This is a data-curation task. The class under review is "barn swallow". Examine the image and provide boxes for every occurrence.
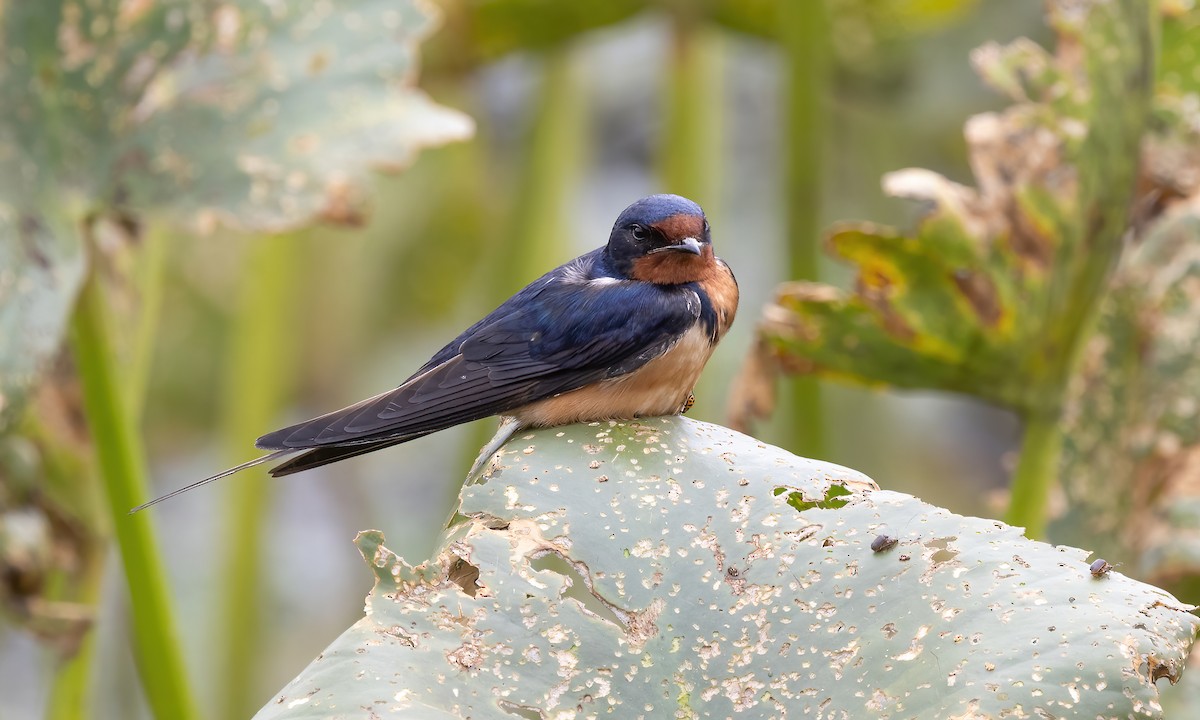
[133,194,737,511]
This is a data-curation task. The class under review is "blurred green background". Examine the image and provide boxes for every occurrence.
[7,0,1141,717]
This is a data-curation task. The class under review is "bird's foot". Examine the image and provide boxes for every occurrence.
[468,417,523,481]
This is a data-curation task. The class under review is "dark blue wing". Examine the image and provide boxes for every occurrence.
[407,249,608,378]
[256,272,701,449]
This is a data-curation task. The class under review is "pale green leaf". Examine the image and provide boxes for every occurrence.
[0,0,471,428]
[257,418,1198,719]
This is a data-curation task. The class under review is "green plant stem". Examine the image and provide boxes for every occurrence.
[70,263,199,720]
[219,233,298,720]
[494,47,583,297]
[46,638,94,720]
[128,222,169,423]
[43,215,161,720]
[660,10,718,207]
[1006,411,1064,539]
[781,0,829,459]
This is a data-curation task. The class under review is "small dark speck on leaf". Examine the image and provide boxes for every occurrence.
[1090,559,1113,577]
[871,534,898,553]
[898,554,911,562]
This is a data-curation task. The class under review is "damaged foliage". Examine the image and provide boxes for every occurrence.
[1047,3,1200,603]
[729,0,1156,539]
[1056,196,1200,597]
[731,0,1152,419]
[1,2,474,715]
[257,418,1198,719]
[0,0,473,430]
[727,0,1200,597]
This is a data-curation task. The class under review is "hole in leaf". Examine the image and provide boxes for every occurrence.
[927,536,959,564]
[777,483,853,511]
[448,558,480,598]
[498,700,543,719]
[459,511,509,530]
[530,552,625,629]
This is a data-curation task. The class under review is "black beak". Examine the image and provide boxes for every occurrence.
[655,236,703,255]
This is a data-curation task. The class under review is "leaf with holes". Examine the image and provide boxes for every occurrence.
[1054,197,1200,591]
[0,0,472,429]
[729,0,1153,426]
[256,418,1198,719]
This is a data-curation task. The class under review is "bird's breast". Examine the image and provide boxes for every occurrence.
[699,258,738,341]
[512,324,715,428]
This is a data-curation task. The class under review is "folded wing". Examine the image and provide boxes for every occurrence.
[256,280,701,450]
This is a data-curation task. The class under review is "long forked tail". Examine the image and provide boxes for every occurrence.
[129,449,295,513]
[265,431,435,477]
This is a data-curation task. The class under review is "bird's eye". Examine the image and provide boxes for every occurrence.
[631,224,648,241]
[703,220,710,233]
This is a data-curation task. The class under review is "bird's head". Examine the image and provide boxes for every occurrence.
[606,194,716,284]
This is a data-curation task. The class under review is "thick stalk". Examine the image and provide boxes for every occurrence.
[660,11,718,207]
[46,217,166,719]
[46,640,94,720]
[219,233,298,720]
[493,48,584,298]
[1005,411,1063,539]
[70,262,199,720]
[780,0,829,458]
[128,222,169,422]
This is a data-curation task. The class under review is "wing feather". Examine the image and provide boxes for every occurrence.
[257,270,702,450]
